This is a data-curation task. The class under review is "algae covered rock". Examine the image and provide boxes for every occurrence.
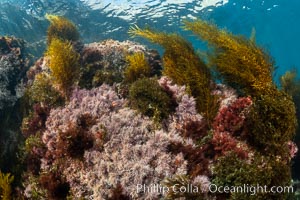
[0,36,29,110]
[0,36,29,174]
[79,39,162,88]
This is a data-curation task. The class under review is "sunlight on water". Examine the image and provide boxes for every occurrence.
[79,0,228,21]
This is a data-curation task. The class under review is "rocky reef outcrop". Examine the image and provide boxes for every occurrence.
[0,36,29,173]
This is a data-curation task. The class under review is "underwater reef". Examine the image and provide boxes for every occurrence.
[0,16,299,199]
[0,36,30,186]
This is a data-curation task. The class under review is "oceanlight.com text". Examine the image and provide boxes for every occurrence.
[136,183,294,196]
[209,184,294,195]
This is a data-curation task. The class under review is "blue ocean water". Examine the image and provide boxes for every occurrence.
[0,0,299,80]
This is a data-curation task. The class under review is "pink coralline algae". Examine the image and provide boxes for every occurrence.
[212,83,237,109]
[38,84,189,199]
[158,76,187,102]
[192,175,211,193]
[24,74,283,199]
[159,76,206,140]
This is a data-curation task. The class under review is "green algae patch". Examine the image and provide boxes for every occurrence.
[129,77,176,122]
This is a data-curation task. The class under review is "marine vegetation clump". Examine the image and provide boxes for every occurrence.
[246,92,297,156]
[92,70,123,86]
[21,104,49,175]
[23,133,46,175]
[129,26,219,123]
[79,40,162,89]
[211,97,253,159]
[280,70,300,180]
[184,19,275,97]
[129,77,176,122]
[26,73,64,106]
[212,153,291,200]
[31,85,188,199]
[46,38,80,98]
[46,14,79,45]
[39,171,70,199]
[167,141,211,178]
[21,104,50,137]
[124,52,151,83]
[184,19,297,194]
[163,175,211,200]
[159,76,212,178]
[53,114,95,159]
[22,175,47,199]
[213,97,252,136]
[280,69,300,98]
[211,131,250,160]
[174,18,297,199]
[159,76,208,140]
[108,183,131,200]
[0,171,14,200]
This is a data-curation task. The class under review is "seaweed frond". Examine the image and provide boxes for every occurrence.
[0,171,14,200]
[46,14,79,45]
[280,69,300,97]
[129,26,219,123]
[124,52,151,83]
[184,19,275,96]
[46,38,80,99]
[250,27,256,43]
